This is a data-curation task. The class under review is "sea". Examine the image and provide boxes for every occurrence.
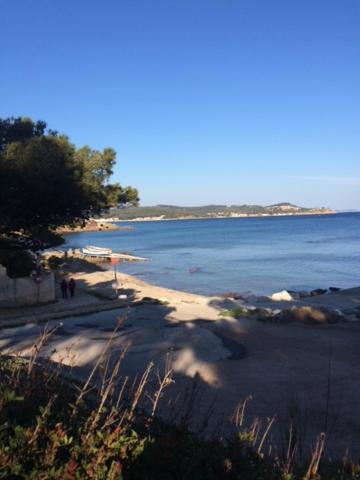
[63,213,360,296]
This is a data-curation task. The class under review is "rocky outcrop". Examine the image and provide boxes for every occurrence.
[57,220,132,234]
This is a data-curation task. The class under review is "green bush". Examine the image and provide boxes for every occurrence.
[47,255,64,271]
[0,249,35,278]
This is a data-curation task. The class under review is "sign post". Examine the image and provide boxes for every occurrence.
[110,257,121,298]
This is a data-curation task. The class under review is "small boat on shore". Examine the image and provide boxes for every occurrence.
[82,248,110,257]
[84,245,113,255]
[82,246,148,262]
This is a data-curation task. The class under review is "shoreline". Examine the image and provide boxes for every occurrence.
[66,260,360,318]
[72,265,214,305]
[58,219,133,234]
[101,210,337,223]
[59,211,358,300]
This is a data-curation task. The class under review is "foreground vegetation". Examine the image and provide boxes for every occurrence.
[0,326,359,479]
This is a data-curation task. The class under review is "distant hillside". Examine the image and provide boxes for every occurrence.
[102,203,335,221]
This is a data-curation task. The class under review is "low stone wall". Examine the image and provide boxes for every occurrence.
[0,266,55,306]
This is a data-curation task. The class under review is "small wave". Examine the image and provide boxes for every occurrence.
[305,239,331,244]
[189,267,202,274]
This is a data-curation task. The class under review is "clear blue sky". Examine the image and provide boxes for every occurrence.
[1,0,359,209]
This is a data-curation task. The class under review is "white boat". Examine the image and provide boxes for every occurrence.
[82,248,109,257]
[84,245,113,255]
[82,245,148,262]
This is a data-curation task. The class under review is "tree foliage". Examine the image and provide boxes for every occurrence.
[0,117,49,152]
[0,117,138,249]
[105,184,140,207]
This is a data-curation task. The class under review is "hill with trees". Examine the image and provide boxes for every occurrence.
[103,203,335,221]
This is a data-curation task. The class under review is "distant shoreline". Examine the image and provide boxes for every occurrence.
[101,210,337,223]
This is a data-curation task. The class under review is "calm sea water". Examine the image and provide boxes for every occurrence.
[64,213,360,296]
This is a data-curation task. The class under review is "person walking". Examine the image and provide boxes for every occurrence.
[68,278,76,298]
[60,278,68,299]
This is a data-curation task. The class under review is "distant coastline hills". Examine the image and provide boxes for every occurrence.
[102,203,335,221]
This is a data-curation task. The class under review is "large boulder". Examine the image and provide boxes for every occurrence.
[310,288,327,296]
[276,306,344,324]
[270,290,294,302]
[298,290,311,299]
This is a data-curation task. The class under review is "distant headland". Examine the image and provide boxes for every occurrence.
[100,202,335,222]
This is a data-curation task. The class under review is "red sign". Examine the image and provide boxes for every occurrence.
[110,257,121,265]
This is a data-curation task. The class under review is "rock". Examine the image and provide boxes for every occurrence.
[254,308,276,321]
[255,295,271,303]
[287,291,302,300]
[270,290,294,302]
[299,290,311,299]
[245,295,261,304]
[221,292,245,300]
[277,306,344,324]
[310,288,327,296]
[329,287,341,292]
